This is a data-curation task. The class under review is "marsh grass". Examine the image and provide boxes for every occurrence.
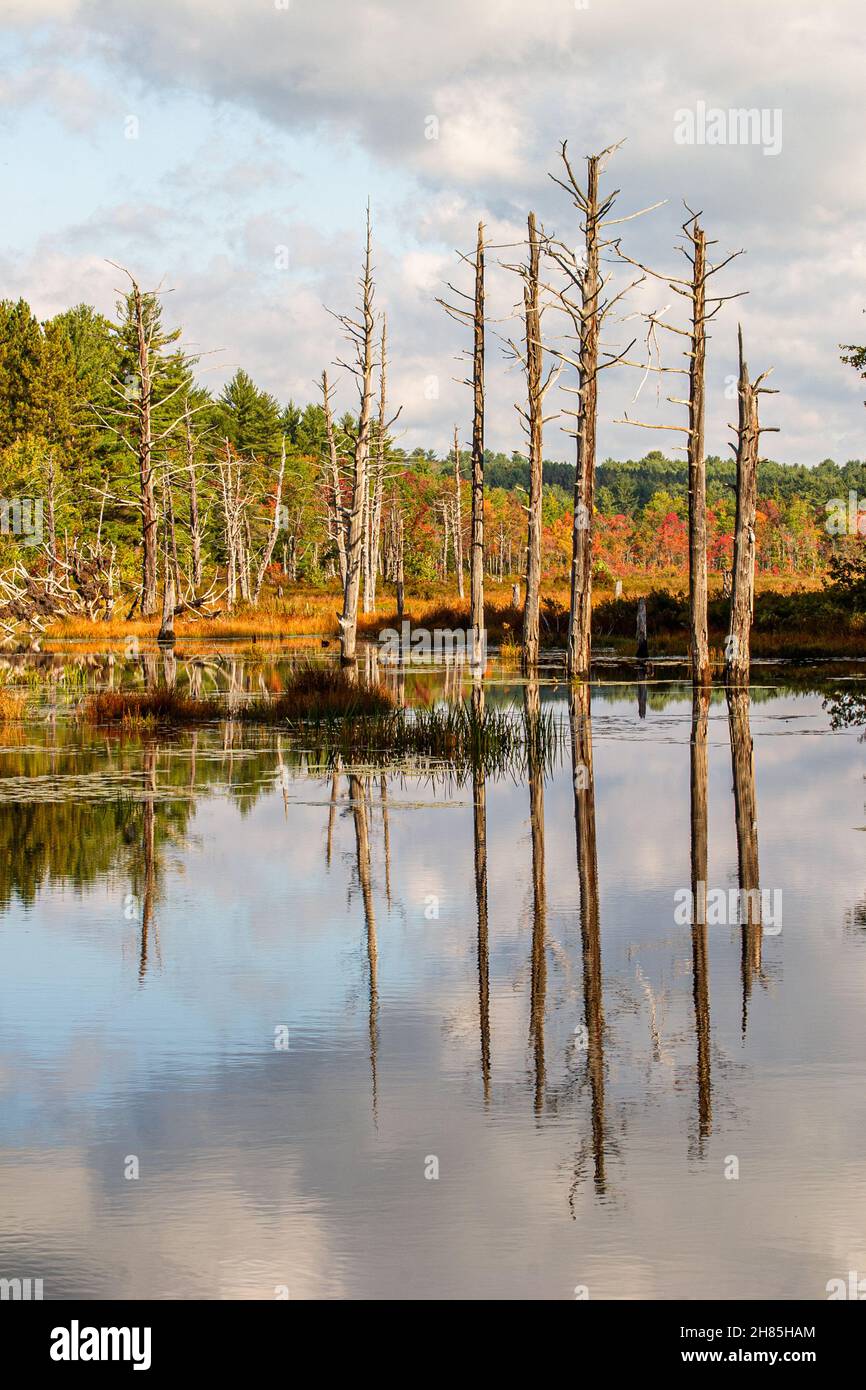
[84,663,394,727]
[47,578,861,657]
[0,689,27,720]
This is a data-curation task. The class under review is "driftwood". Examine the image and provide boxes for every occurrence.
[0,543,115,635]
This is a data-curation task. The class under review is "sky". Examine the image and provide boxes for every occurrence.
[0,0,864,463]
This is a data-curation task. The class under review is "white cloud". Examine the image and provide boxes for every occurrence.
[1,0,864,458]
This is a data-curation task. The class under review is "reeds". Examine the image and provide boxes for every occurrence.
[289,699,564,778]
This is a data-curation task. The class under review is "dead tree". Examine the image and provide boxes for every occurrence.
[504,213,560,669]
[217,440,245,610]
[45,451,59,588]
[522,214,544,669]
[547,142,656,679]
[320,370,347,586]
[157,478,176,644]
[438,221,486,667]
[183,399,204,590]
[132,278,158,615]
[452,424,464,600]
[725,326,777,686]
[93,265,203,619]
[392,493,405,620]
[336,206,377,663]
[363,315,401,613]
[252,435,287,603]
[615,211,745,685]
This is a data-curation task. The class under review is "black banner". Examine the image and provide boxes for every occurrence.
[5,1298,861,1374]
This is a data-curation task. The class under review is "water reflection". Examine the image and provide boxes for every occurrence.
[570,683,606,1199]
[0,653,864,1298]
[690,687,712,1151]
[349,773,379,1122]
[727,687,763,1030]
[525,681,547,1116]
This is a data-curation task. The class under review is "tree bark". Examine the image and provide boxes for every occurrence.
[688,222,710,684]
[321,370,348,588]
[340,208,376,664]
[522,212,544,671]
[726,325,760,687]
[364,316,388,613]
[184,401,203,590]
[470,221,486,667]
[567,158,600,680]
[253,435,287,603]
[133,282,158,617]
[453,424,464,600]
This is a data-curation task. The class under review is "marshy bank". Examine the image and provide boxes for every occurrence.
[40,571,866,661]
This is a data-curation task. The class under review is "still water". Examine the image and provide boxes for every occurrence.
[0,651,864,1299]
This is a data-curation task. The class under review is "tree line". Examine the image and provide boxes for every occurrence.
[1,136,863,681]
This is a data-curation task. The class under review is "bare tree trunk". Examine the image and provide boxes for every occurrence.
[364,316,388,613]
[395,505,405,621]
[522,211,544,670]
[184,402,203,590]
[726,325,772,687]
[321,370,347,587]
[567,159,600,680]
[157,482,176,646]
[218,440,239,611]
[453,424,464,600]
[240,515,252,603]
[636,595,648,659]
[131,283,159,617]
[470,222,485,664]
[165,474,181,597]
[340,207,376,664]
[688,221,710,685]
[253,435,287,603]
[45,450,58,590]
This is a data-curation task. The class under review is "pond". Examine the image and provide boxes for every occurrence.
[0,649,864,1299]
